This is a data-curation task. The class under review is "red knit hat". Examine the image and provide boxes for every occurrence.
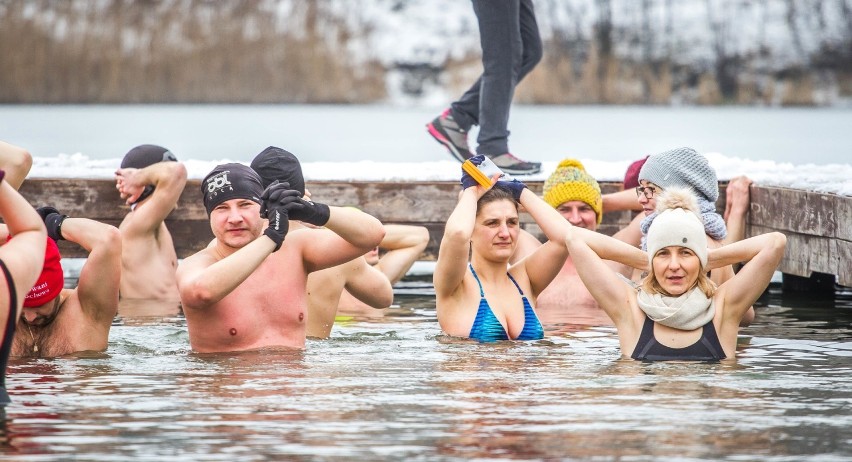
[623,155,649,189]
[24,237,64,307]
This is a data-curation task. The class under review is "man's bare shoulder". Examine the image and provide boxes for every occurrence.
[178,247,219,272]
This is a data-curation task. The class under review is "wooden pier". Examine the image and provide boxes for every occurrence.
[20,178,852,289]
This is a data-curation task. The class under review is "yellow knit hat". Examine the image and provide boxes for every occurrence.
[542,159,603,224]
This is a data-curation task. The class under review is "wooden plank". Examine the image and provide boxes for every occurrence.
[836,239,852,287]
[14,179,851,288]
[750,224,839,280]
[836,191,852,241]
[750,186,838,238]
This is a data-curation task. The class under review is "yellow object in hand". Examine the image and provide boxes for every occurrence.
[462,157,505,188]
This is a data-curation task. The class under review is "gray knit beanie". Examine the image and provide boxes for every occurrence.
[638,147,718,202]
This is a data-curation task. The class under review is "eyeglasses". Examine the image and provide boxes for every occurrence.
[635,185,659,199]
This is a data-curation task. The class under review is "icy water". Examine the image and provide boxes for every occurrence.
[3,282,851,461]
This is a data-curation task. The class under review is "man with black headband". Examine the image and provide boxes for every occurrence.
[176,162,385,353]
[114,144,187,301]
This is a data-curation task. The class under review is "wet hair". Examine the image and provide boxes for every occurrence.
[475,185,518,216]
[641,258,717,298]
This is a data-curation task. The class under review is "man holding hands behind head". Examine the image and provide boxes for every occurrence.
[9,211,122,358]
[176,162,385,353]
[250,146,396,339]
[114,144,187,302]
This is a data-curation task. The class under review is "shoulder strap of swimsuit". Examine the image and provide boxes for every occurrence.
[0,259,17,389]
[468,263,485,297]
[506,272,525,296]
[699,320,725,359]
[631,315,658,359]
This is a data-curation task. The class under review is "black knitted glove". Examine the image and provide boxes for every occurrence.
[36,206,67,241]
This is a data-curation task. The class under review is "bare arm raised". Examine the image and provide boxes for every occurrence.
[177,230,277,309]
[511,187,570,298]
[711,232,786,322]
[374,224,430,284]
[433,187,481,302]
[722,176,752,246]
[0,176,47,316]
[55,214,122,324]
[0,141,33,190]
[298,206,386,274]
[343,258,394,309]
[564,223,647,327]
[115,161,188,236]
[603,188,643,213]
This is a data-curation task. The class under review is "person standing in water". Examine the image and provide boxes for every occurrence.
[176,162,385,352]
[114,144,187,302]
[0,141,47,404]
[566,187,785,361]
[433,155,644,341]
[248,146,395,339]
[11,205,122,358]
[512,159,635,327]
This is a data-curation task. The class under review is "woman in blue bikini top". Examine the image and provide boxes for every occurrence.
[433,156,574,342]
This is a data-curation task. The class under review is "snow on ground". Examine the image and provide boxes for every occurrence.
[29,151,852,196]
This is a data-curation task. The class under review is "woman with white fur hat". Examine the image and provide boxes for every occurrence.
[566,187,785,360]
[636,146,757,326]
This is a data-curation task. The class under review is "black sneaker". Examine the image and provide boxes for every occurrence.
[426,109,473,162]
[487,153,541,175]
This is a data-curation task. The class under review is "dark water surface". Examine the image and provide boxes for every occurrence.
[3,283,851,461]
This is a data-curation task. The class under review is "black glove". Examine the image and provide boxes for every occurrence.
[260,181,301,252]
[36,206,67,241]
[282,194,330,227]
[495,179,527,202]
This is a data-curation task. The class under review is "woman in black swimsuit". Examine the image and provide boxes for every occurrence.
[567,187,785,361]
[0,167,48,404]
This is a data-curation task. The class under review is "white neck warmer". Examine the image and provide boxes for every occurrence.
[636,287,714,331]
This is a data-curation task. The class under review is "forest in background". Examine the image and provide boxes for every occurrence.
[1,0,850,105]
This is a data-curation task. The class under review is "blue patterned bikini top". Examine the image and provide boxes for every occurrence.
[468,264,544,342]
